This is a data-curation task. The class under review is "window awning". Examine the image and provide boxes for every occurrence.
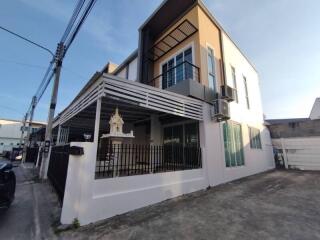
[148,20,198,62]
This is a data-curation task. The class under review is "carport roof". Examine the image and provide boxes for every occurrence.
[53,74,203,129]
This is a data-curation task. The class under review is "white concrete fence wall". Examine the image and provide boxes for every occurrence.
[61,142,209,226]
[272,137,320,170]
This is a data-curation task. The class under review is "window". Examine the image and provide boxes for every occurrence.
[207,47,216,92]
[163,122,199,167]
[223,122,244,167]
[243,76,250,109]
[162,47,193,89]
[163,122,199,147]
[249,127,262,149]
[231,66,238,102]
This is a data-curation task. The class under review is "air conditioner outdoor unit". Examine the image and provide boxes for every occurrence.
[221,85,236,102]
[211,99,230,122]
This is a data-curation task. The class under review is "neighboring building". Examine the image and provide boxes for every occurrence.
[47,0,274,225]
[266,118,320,139]
[266,98,320,170]
[310,98,320,120]
[0,118,46,154]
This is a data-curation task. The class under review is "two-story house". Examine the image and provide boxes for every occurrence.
[45,0,274,225]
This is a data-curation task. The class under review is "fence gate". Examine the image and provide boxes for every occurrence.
[47,144,70,203]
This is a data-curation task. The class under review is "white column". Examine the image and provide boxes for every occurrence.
[150,115,161,145]
[150,115,161,172]
[199,103,224,187]
[281,138,289,169]
[94,98,102,145]
[93,98,102,173]
[56,125,62,145]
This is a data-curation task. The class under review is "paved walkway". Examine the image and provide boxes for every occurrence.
[60,170,320,240]
[0,160,60,240]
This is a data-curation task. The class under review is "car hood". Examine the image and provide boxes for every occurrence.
[0,160,13,171]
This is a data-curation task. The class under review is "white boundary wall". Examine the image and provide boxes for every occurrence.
[61,142,209,226]
[272,137,320,170]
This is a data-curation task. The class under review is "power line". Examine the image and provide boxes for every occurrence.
[30,0,96,112]
[0,58,48,70]
[0,104,21,114]
[39,0,98,178]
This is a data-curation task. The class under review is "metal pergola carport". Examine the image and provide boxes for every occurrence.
[53,73,204,144]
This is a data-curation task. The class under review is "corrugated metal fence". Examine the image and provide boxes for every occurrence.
[272,137,320,170]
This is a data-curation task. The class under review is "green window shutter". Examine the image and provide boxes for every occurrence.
[230,123,236,167]
[224,122,245,167]
[223,123,231,167]
[239,125,245,165]
[249,127,262,149]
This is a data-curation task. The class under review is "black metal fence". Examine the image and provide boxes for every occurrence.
[47,144,70,203]
[148,61,200,89]
[25,147,39,163]
[96,144,202,179]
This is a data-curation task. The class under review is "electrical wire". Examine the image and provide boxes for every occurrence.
[64,0,97,53]
[25,0,97,117]
[60,0,86,43]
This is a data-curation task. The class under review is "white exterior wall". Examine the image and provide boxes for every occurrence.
[199,103,274,186]
[201,33,275,185]
[116,68,126,79]
[115,57,138,81]
[0,119,24,153]
[128,57,138,81]
[61,142,209,226]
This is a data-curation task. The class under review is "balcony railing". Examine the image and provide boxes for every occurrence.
[95,144,202,179]
[148,61,200,89]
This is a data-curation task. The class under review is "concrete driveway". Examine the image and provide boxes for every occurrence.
[61,170,320,240]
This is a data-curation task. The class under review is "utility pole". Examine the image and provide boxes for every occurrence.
[19,113,28,149]
[39,42,64,179]
[22,96,37,163]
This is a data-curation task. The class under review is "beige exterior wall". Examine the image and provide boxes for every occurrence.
[152,5,223,90]
[197,6,223,90]
[153,7,201,88]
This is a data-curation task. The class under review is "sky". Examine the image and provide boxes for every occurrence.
[0,0,319,122]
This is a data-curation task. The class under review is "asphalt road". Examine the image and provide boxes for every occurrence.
[0,160,60,240]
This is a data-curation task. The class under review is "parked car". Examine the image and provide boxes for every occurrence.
[0,160,16,208]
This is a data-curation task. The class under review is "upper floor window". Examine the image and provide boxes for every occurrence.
[243,76,250,109]
[231,66,238,103]
[162,47,193,89]
[249,127,262,149]
[207,47,216,92]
